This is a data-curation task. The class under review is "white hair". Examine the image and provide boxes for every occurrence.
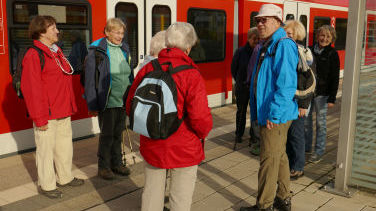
[165,22,198,52]
[149,30,166,57]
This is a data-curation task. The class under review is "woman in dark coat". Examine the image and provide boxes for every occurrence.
[306,25,340,163]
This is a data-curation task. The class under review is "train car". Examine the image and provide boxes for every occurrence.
[1,0,372,156]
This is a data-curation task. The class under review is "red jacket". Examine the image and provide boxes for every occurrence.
[126,48,213,169]
[21,40,77,127]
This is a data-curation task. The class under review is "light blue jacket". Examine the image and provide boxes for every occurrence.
[250,27,299,126]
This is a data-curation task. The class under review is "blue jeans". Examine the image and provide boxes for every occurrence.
[286,116,306,171]
[305,96,328,156]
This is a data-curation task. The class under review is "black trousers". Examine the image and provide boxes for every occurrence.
[97,107,126,169]
[235,84,250,138]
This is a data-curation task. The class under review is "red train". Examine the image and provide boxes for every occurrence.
[0,0,371,156]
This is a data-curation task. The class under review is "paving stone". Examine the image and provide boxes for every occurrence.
[191,191,242,211]
[0,185,37,204]
[291,190,332,211]
[192,180,217,203]
[225,195,257,211]
[221,159,259,181]
[217,174,258,200]
[362,206,376,211]
[317,196,365,211]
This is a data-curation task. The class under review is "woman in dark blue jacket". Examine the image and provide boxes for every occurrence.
[84,18,134,180]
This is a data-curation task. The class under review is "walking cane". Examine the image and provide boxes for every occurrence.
[122,115,137,165]
[233,139,238,151]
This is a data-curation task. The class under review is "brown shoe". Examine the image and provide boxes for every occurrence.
[98,168,115,180]
[290,170,304,180]
[41,189,63,199]
[112,165,130,176]
[58,177,84,187]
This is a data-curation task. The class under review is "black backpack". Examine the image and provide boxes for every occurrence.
[129,59,194,139]
[271,37,316,100]
[12,45,45,99]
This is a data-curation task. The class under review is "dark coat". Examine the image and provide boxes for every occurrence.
[231,42,254,91]
[84,38,134,111]
[310,45,340,103]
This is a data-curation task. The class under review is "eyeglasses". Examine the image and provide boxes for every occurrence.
[255,17,270,24]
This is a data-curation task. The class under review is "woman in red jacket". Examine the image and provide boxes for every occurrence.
[126,22,212,211]
[21,16,84,199]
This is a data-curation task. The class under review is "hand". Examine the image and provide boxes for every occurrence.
[327,103,335,108]
[299,108,307,117]
[266,120,276,130]
[37,124,48,131]
[88,111,98,116]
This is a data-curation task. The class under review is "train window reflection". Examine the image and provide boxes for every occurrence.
[9,1,90,75]
[250,11,258,28]
[13,3,87,25]
[299,15,308,46]
[152,5,171,36]
[367,20,376,48]
[188,8,226,63]
[335,18,347,50]
[116,3,138,66]
[313,16,330,45]
[286,14,294,21]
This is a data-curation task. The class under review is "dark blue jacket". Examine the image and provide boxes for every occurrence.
[84,38,134,111]
[231,42,253,90]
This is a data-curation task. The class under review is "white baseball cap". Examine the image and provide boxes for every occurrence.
[255,4,283,22]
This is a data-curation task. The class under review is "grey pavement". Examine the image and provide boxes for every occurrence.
[0,100,375,211]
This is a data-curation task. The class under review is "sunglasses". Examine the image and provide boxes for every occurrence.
[255,17,270,24]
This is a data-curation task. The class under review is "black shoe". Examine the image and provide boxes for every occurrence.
[240,205,273,211]
[112,165,131,176]
[236,136,243,143]
[274,196,291,211]
[41,189,63,199]
[58,177,84,187]
[98,168,115,180]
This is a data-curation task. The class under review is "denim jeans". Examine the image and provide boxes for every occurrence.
[304,95,328,156]
[286,116,306,171]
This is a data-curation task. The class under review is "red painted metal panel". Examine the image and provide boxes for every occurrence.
[177,0,234,97]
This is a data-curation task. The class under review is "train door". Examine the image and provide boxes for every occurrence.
[283,1,310,46]
[176,0,234,107]
[107,0,176,74]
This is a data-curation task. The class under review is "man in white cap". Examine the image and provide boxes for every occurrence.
[240,4,299,211]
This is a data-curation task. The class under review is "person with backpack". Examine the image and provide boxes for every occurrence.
[83,18,134,180]
[231,27,259,145]
[284,20,315,180]
[20,15,84,199]
[126,22,212,211]
[240,4,299,211]
[306,25,340,163]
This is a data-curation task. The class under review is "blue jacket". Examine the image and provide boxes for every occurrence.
[84,38,134,111]
[250,28,299,126]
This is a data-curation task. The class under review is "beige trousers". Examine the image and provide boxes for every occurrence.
[257,121,292,209]
[141,163,198,211]
[34,117,74,191]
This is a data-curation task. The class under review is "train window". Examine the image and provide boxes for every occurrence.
[13,3,87,25]
[8,1,91,75]
[286,14,294,21]
[299,15,308,46]
[152,5,171,36]
[313,16,330,44]
[335,18,347,50]
[250,11,258,28]
[116,3,138,65]
[187,8,226,63]
[367,21,376,48]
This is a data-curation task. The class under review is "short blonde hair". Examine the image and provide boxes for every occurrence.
[284,20,306,41]
[247,27,258,40]
[149,31,166,56]
[165,22,198,52]
[104,18,126,33]
[316,25,337,43]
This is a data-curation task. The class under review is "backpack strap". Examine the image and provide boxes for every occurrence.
[151,59,164,72]
[170,65,195,75]
[270,37,296,57]
[29,45,45,71]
